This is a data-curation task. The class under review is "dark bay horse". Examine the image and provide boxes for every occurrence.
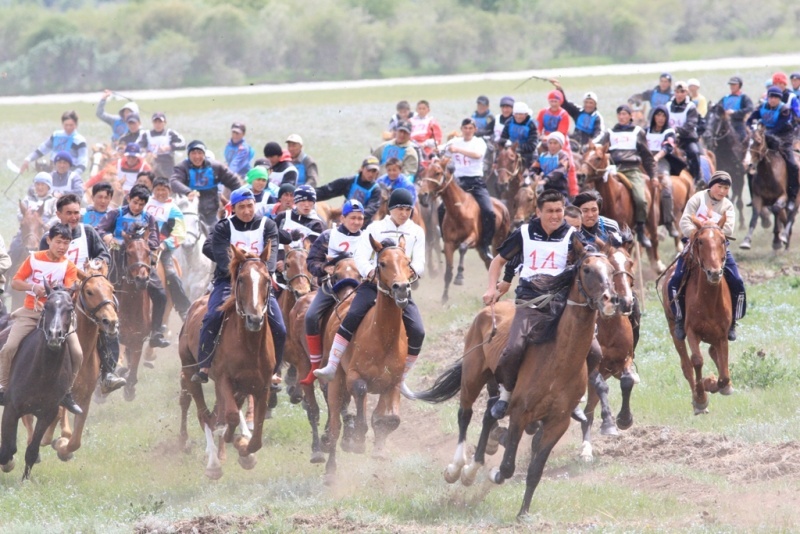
[0,284,76,480]
[178,244,276,479]
[413,238,617,517]
[494,143,522,207]
[661,216,733,415]
[418,157,511,302]
[704,102,747,228]
[321,236,415,483]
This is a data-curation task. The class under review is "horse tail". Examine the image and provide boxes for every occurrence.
[413,359,463,404]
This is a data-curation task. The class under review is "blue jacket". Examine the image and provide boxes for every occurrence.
[224,138,255,176]
[377,174,417,206]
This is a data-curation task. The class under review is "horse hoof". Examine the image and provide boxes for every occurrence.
[443,464,462,484]
[143,361,155,369]
[453,277,464,286]
[116,367,129,378]
[57,451,74,462]
[1,459,15,473]
[123,387,136,402]
[720,384,734,396]
[739,240,751,250]
[204,466,223,480]
[310,451,326,464]
[692,399,710,415]
[323,473,336,486]
[488,467,504,485]
[238,454,257,470]
[772,240,782,251]
[461,463,479,486]
[616,413,634,431]
[580,442,594,463]
[600,421,619,437]
[485,425,505,456]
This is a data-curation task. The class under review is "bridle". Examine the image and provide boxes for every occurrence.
[372,245,418,298]
[233,257,270,319]
[76,273,119,326]
[418,165,454,197]
[495,149,521,185]
[120,232,152,286]
[688,225,725,280]
[582,152,609,179]
[567,252,614,310]
[279,247,315,298]
[37,289,76,346]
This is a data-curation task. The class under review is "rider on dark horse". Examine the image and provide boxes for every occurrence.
[721,76,755,144]
[646,105,679,237]
[668,171,746,341]
[667,81,703,187]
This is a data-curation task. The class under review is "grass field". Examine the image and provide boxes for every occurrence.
[0,66,799,533]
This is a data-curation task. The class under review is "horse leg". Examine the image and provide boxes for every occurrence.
[459,368,496,484]
[740,197,761,249]
[444,406,472,484]
[489,408,527,484]
[671,323,701,415]
[580,388,597,462]
[372,388,401,459]
[54,406,87,462]
[517,416,571,518]
[22,415,34,447]
[454,243,468,286]
[324,374,343,484]
[202,423,222,479]
[302,383,325,463]
[240,389,267,470]
[617,366,636,430]
[178,383,193,452]
[591,370,618,437]
[24,408,58,480]
[41,412,60,447]
[123,346,142,402]
[709,342,733,395]
[687,335,709,415]
[442,241,456,303]
[350,378,368,454]
[0,409,20,472]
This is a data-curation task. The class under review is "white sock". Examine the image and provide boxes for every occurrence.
[498,385,511,402]
[326,334,349,370]
[402,354,418,380]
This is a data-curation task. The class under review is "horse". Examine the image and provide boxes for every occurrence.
[0,284,76,480]
[411,236,617,517]
[704,102,747,228]
[7,202,48,310]
[109,224,153,401]
[665,169,695,250]
[48,259,119,461]
[85,143,125,208]
[493,143,522,206]
[178,244,276,479]
[740,126,794,250]
[286,252,361,464]
[581,144,665,273]
[321,235,416,484]
[418,157,511,302]
[511,177,537,228]
[661,216,733,415]
[174,195,213,302]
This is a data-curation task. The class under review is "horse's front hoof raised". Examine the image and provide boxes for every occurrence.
[237,454,257,470]
[444,463,462,484]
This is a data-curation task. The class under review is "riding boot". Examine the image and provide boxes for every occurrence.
[166,271,192,319]
[674,319,687,341]
[149,324,170,348]
[98,333,126,394]
[728,322,738,342]
[660,193,678,237]
[60,392,83,415]
[490,384,511,419]
[635,222,652,248]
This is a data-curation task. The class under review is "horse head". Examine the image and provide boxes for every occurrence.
[580,143,608,184]
[689,214,727,284]
[281,242,314,298]
[369,234,415,310]
[76,266,119,336]
[322,252,361,300]
[571,235,617,318]
[122,224,152,290]
[41,282,76,350]
[749,126,768,167]
[495,143,520,191]
[17,201,47,253]
[512,180,536,228]
[176,195,204,248]
[227,243,272,332]
[595,237,635,315]
[417,157,450,207]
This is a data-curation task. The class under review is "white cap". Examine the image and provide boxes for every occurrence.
[583,91,598,103]
[286,134,304,145]
[687,78,701,88]
[512,102,529,115]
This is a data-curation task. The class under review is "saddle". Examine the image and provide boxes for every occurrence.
[516,267,574,345]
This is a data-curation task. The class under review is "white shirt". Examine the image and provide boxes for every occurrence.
[447,136,487,178]
[354,216,426,278]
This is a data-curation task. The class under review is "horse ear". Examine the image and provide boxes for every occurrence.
[571,232,585,258]
[369,234,382,253]
[43,279,52,296]
[37,202,46,216]
[717,212,727,230]
[398,234,406,250]
[511,141,519,151]
[18,200,25,214]
[691,216,704,229]
[76,269,88,281]
[594,237,608,253]
[230,244,245,262]
[303,237,312,251]
[260,240,272,264]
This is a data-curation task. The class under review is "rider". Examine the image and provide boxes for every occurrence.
[592,104,657,248]
[263,142,298,187]
[145,178,192,321]
[259,183,295,220]
[224,122,255,177]
[96,184,171,349]
[668,171,744,341]
[531,132,571,198]
[791,73,800,99]
[117,143,152,195]
[668,81,703,186]
[300,199,365,385]
[274,185,325,252]
[96,90,139,143]
[747,85,800,211]
[536,90,578,197]
[140,112,186,179]
[409,100,443,166]
[772,72,800,121]
[385,100,416,140]
[37,194,126,394]
[84,182,114,227]
[118,113,143,149]
[47,152,84,198]
[552,82,605,148]
[286,134,319,187]
[374,121,420,178]
[8,173,57,269]
[473,95,496,139]
[377,157,417,206]
[721,76,755,144]
[314,188,426,396]
[646,105,679,237]
[499,102,538,170]
[444,118,494,259]
[0,224,84,414]
[315,157,381,227]
[484,190,575,419]
[494,96,515,143]
[191,186,283,384]
[20,111,88,176]
[572,190,624,247]
[687,78,708,118]
[170,140,243,228]
[638,73,674,118]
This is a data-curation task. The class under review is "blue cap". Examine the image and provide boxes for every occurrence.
[342,199,365,216]
[230,186,255,206]
[124,143,141,156]
[499,96,514,107]
[54,151,72,164]
[293,184,316,203]
[767,85,783,98]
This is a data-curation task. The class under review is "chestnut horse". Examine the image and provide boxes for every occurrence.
[321,235,416,483]
[178,244,276,479]
[413,237,617,517]
[666,170,695,251]
[7,202,48,310]
[511,178,537,228]
[581,145,665,273]
[418,157,511,302]
[494,143,522,206]
[661,216,733,415]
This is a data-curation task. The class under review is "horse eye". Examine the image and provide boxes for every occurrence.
[86,290,94,296]
[379,262,386,268]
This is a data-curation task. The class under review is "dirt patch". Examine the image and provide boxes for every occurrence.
[742,264,800,285]
[291,510,371,532]
[593,425,800,482]
[135,512,270,533]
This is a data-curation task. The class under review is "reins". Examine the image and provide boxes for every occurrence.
[76,273,118,326]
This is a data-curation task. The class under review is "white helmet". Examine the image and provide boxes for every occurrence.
[687,78,701,88]
[583,91,598,104]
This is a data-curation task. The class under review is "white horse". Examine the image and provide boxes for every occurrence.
[174,195,213,302]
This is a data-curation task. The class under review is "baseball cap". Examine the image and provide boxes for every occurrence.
[499,96,515,107]
[230,186,255,206]
[54,151,73,164]
[187,140,206,154]
[687,78,700,88]
[231,122,246,134]
[126,113,140,124]
[342,199,365,216]
[124,143,141,156]
[767,85,783,98]
[791,72,800,81]
[583,91,598,103]
[286,134,303,145]
[362,156,380,170]
[396,120,412,133]
[660,72,672,81]
[728,76,743,86]
[674,80,688,91]
[151,112,166,121]
[476,95,490,105]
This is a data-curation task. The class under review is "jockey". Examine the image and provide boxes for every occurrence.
[409,100,443,165]
[315,157,382,227]
[499,102,538,169]
[48,152,84,198]
[274,185,325,264]
[246,167,274,213]
[687,78,708,118]
[772,72,800,121]
[258,183,295,220]
[646,105,679,237]
[592,104,657,248]
[444,118,495,259]
[192,186,283,384]
[385,100,416,140]
[747,86,800,211]
[553,82,605,148]
[532,132,571,199]
[84,182,114,227]
[314,188,426,396]
[37,194,126,395]
[373,121,420,178]
[473,95,496,139]
[118,113,143,149]
[721,76,755,143]
[224,122,255,176]
[791,73,800,99]
[117,144,152,195]
[484,190,575,419]
[494,96,515,143]
[667,81,703,186]
[377,157,417,206]
[668,172,744,341]
[20,111,88,176]
[286,134,320,187]
[145,178,192,320]
[140,112,186,179]
[263,142,298,187]
[96,90,138,143]
[170,140,243,229]
[299,199,366,385]
[8,173,57,268]
[0,224,83,414]
[638,73,674,118]
[96,184,171,349]
[536,90,578,196]
[572,190,624,247]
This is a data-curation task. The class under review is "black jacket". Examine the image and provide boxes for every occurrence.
[202,215,279,282]
[307,225,362,282]
[315,174,381,226]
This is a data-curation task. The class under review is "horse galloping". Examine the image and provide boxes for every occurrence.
[704,102,747,228]
[174,195,213,302]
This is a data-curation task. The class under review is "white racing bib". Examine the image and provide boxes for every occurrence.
[519,225,573,278]
[145,198,172,225]
[327,228,361,257]
[282,216,319,248]
[695,202,722,224]
[26,253,68,297]
[609,129,639,151]
[67,225,89,267]
[229,217,267,256]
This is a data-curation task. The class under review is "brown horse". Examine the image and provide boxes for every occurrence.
[321,235,415,483]
[178,244,275,479]
[703,102,747,228]
[511,178,537,228]
[666,170,695,250]
[494,143,522,206]
[412,237,617,516]
[8,202,48,310]
[661,216,733,415]
[418,157,511,302]
[286,253,361,463]
[582,145,665,273]
[740,127,794,250]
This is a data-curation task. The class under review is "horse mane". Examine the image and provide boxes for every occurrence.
[379,238,397,248]
[525,263,582,345]
[527,264,576,295]
[218,250,259,313]
[125,222,147,241]
[325,251,353,267]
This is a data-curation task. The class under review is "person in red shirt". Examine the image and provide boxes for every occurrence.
[0,224,83,414]
[537,91,578,197]
[409,100,443,168]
